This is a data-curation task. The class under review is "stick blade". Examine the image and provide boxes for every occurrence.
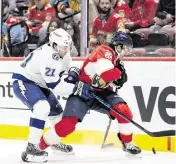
[152,130,176,137]
[101,143,115,149]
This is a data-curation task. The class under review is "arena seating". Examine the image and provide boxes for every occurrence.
[130,48,147,56]
[154,48,175,56]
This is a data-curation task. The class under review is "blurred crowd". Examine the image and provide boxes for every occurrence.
[89,0,175,57]
[0,0,81,57]
[0,0,175,57]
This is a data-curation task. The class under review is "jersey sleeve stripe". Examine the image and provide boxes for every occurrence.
[94,58,114,75]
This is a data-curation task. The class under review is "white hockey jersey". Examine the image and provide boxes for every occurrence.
[12,44,74,95]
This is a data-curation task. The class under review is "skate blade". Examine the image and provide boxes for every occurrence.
[125,152,142,159]
[52,150,75,155]
[22,153,48,163]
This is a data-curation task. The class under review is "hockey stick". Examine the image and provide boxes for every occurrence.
[101,118,115,149]
[91,93,176,137]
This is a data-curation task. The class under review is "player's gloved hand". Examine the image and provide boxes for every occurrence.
[64,67,81,84]
[113,71,127,89]
[115,59,125,72]
[73,81,94,100]
[114,60,128,89]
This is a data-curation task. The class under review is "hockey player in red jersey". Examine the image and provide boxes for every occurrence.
[27,0,56,44]
[39,31,142,158]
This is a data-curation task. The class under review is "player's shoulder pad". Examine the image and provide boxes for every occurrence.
[52,53,60,61]
[98,45,113,60]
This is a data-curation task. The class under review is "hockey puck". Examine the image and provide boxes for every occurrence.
[152,147,156,154]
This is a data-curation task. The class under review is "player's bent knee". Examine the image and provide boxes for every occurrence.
[49,112,63,126]
[55,117,78,137]
[33,100,50,120]
[111,103,133,123]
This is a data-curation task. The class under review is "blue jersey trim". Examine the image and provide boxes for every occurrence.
[30,118,45,129]
[12,73,34,83]
[46,79,61,89]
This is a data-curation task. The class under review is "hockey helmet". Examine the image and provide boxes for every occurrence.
[109,31,133,57]
[49,28,73,56]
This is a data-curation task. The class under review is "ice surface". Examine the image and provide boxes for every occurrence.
[0,139,175,164]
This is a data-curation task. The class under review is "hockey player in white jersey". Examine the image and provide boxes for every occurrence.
[12,28,82,162]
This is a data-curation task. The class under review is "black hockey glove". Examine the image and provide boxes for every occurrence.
[113,61,128,89]
[64,67,81,84]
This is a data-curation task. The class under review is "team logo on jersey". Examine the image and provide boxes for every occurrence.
[92,74,108,88]
[104,50,112,60]
[52,53,59,61]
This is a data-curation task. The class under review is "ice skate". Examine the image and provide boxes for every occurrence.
[21,143,48,163]
[51,142,74,155]
[122,142,142,158]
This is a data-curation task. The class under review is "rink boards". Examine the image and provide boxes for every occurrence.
[0,57,175,152]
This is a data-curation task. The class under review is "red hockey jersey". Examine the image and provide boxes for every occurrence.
[79,45,121,89]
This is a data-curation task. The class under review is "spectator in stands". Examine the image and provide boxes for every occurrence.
[150,0,175,31]
[27,0,56,44]
[38,18,64,46]
[125,0,157,31]
[113,0,132,24]
[2,0,28,57]
[38,18,80,57]
[65,21,80,56]
[72,11,81,30]
[89,0,126,50]
[93,0,118,9]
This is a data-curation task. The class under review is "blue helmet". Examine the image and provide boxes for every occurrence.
[108,31,133,57]
[110,31,133,47]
